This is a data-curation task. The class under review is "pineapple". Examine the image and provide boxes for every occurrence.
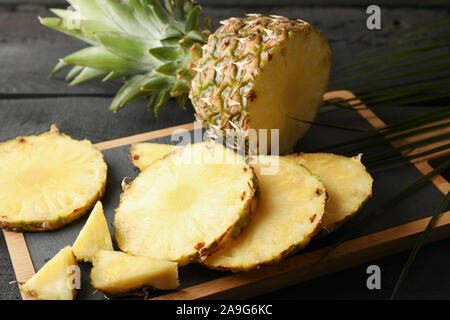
[20,246,78,300]
[204,156,326,271]
[39,0,331,154]
[72,201,113,262]
[114,141,259,265]
[130,142,179,171]
[0,125,107,231]
[286,153,373,235]
[91,250,179,295]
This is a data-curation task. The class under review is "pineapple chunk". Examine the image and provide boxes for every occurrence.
[203,156,326,271]
[115,141,259,265]
[130,142,178,171]
[91,250,179,296]
[0,125,107,231]
[286,153,373,234]
[20,246,78,300]
[72,201,113,262]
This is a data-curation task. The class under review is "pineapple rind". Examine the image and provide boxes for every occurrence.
[203,156,326,272]
[0,127,107,232]
[20,246,77,300]
[286,153,373,235]
[115,141,259,266]
[72,201,113,262]
[91,250,179,296]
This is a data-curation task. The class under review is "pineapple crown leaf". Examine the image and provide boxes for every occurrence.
[39,0,210,114]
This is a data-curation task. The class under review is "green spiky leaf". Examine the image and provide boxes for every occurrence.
[40,0,209,114]
[149,47,180,61]
[110,73,154,112]
[70,67,107,85]
[63,46,141,74]
[185,5,200,31]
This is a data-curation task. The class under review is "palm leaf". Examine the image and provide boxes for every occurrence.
[391,191,450,299]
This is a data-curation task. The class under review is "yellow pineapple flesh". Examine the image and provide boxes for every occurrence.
[286,153,373,234]
[90,250,179,296]
[115,141,259,265]
[0,125,107,231]
[72,201,113,262]
[203,156,326,271]
[130,142,178,171]
[20,246,78,300]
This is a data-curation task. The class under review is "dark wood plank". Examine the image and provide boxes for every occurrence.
[0,97,195,143]
[0,7,446,95]
[1,0,449,8]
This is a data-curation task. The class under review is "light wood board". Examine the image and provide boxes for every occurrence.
[3,90,449,300]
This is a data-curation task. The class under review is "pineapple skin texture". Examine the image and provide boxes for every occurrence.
[0,127,107,232]
[20,246,77,300]
[286,153,373,235]
[91,250,179,296]
[116,141,260,266]
[189,15,331,154]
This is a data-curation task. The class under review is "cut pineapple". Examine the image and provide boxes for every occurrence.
[286,153,373,234]
[91,250,179,296]
[72,201,113,262]
[190,16,331,154]
[203,156,326,271]
[115,141,258,265]
[0,125,107,231]
[130,142,177,171]
[20,246,78,300]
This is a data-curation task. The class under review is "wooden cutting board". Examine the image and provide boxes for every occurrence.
[3,90,449,300]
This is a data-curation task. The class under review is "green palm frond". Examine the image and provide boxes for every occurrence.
[315,14,450,298]
[391,191,450,299]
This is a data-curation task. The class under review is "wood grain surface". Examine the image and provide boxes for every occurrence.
[3,91,449,300]
[1,0,449,300]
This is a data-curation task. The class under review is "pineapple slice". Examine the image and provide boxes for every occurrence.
[91,250,179,296]
[72,201,113,262]
[286,153,373,235]
[114,141,258,265]
[130,142,178,171]
[0,125,107,231]
[20,246,78,300]
[204,156,326,271]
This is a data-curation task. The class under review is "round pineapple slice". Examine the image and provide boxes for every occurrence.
[286,153,373,235]
[203,156,326,271]
[0,125,107,231]
[114,141,259,265]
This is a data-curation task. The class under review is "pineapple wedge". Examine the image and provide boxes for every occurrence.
[115,141,259,265]
[0,125,107,231]
[286,153,373,235]
[203,156,326,271]
[20,246,78,300]
[91,250,179,296]
[72,201,113,262]
[130,142,178,171]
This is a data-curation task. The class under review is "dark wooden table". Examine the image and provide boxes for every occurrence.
[1,0,449,300]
